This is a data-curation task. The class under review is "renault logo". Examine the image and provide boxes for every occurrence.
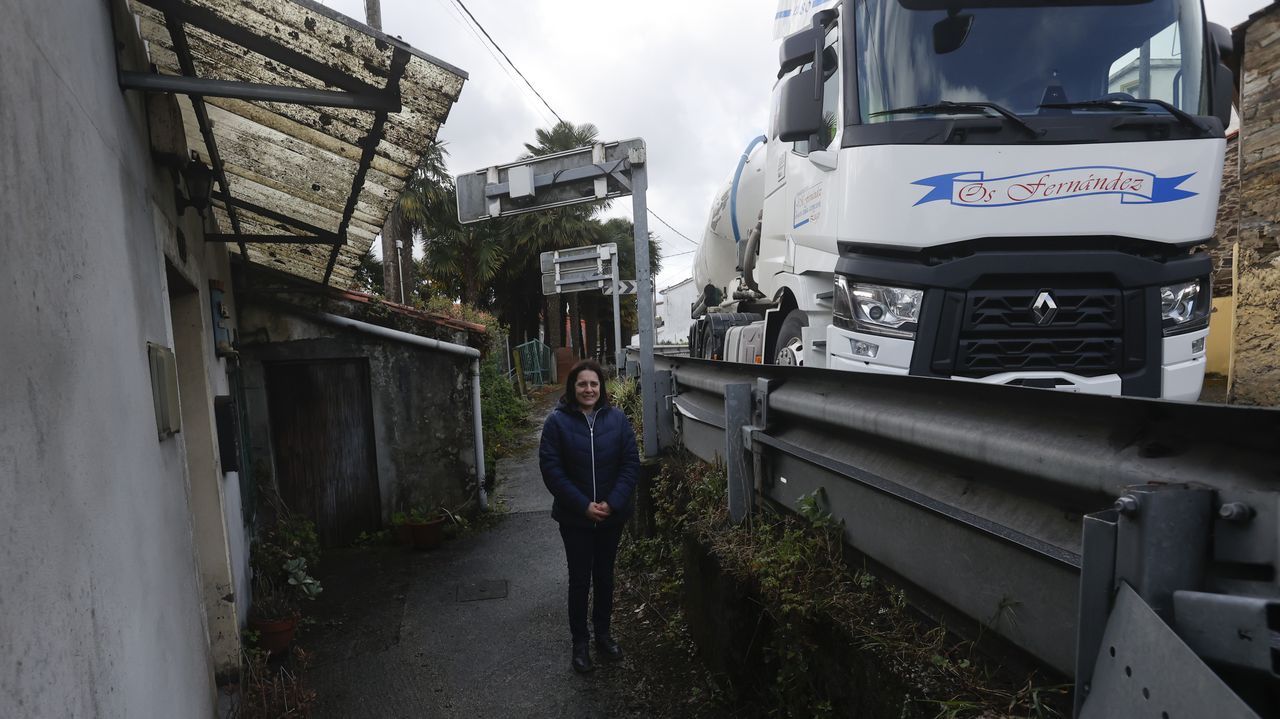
[1031,291,1058,326]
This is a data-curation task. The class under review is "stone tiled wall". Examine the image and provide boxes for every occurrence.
[1232,10,1280,405]
[1211,133,1239,296]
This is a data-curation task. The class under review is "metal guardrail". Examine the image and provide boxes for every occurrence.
[635,352,1280,716]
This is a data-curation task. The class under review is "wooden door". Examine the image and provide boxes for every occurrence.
[265,359,380,547]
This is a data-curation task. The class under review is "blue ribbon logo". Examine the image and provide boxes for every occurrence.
[912,166,1197,208]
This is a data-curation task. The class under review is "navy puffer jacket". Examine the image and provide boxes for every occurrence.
[539,397,640,528]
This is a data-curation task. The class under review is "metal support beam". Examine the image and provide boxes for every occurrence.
[145,0,390,98]
[211,191,337,239]
[323,47,410,285]
[119,71,398,112]
[204,234,337,244]
[1078,584,1259,718]
[1173,591,1280,676]
[631,155,658,459]
[160,10,247,261]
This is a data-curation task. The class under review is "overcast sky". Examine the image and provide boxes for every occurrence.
[319,0,1270,290]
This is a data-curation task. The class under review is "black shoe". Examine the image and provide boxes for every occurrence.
[571,642,594,673]
[595,635,624,661]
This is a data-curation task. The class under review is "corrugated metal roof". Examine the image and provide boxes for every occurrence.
[127,0,466,287]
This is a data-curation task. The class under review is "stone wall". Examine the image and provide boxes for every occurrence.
[1232,10,1280,405]
[1211,133,1240,296]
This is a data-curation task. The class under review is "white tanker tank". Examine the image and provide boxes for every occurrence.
[691,136,768,314]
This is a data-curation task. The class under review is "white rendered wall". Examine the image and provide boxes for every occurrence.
[658,279,697,344]
[0,1,227,715]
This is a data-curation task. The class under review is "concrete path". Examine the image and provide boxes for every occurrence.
[307,406,643,718]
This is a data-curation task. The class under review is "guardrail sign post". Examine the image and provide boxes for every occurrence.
[457,138,659,457]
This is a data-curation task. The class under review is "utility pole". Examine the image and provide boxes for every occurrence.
[366,0,416,304]
[364,0,382,30]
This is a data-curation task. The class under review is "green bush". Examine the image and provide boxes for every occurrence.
[609,375,644,455]
[480,351,529,465]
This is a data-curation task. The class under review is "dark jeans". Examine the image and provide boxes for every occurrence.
[558,522,624,645]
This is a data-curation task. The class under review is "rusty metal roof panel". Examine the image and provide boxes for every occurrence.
[128,0,466,286]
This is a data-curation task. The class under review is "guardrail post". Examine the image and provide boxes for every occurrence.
[1113,484,1213,621]
[724,383,753,524]
[1075,484,1260,719]
[749,378,777,497]
[655,370,677,452]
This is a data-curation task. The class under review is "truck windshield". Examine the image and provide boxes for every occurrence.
[854,0,1208,124]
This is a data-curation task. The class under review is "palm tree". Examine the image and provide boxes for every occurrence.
[397,143,509,308]
[523,121,600,158]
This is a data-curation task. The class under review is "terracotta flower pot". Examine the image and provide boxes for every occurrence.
[409,517,446,549]
[249,615,298,655]
[393,524,414,546]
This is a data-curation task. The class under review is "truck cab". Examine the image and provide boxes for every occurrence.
[703,0,1236,400]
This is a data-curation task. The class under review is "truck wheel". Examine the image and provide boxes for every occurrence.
[773,309,807,366]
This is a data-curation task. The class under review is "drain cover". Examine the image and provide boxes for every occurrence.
[456,579,508,602]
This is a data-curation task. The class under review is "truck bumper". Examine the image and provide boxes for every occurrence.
[826,325,1209,400]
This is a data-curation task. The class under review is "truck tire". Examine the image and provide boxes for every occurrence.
[774,309,807,366]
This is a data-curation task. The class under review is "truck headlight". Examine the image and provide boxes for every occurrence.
[1160,278,1210,335]
[833,276,922,339]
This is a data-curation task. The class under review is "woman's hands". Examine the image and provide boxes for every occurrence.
[585,501,612,523]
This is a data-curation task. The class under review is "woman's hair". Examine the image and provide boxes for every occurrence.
[563,359,610,409]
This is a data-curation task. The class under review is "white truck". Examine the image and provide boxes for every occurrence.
[689,0,1236,400]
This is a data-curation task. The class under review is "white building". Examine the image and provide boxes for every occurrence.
[656,277,697,344]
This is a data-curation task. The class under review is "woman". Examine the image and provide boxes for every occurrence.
[539,359,640,674]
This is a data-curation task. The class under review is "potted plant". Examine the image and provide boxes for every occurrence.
[390,511,415,546]
[248,575,298,655]
[248,516,323,655]
[409,507,446,550]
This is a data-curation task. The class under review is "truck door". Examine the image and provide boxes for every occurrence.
[760,19,843,290]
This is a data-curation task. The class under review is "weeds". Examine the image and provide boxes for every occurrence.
[618,450,1070,719]
[235,645,317,718]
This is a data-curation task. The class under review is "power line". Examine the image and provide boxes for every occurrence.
[647,208,698,246]
[434,0,555,126]
[451,0,565,124]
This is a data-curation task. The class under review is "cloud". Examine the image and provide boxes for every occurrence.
[323,0,778,289]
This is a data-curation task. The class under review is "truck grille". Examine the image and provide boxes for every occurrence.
[966,289,1121,332]
[950,288,1127,377]
[957,337,1122,375]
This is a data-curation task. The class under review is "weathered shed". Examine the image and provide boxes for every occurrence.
[235,265,489,547]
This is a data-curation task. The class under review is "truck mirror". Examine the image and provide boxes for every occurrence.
[1207,22,1236,127]
[1212,64,1234,127]
[778,8,837,77]
[1208,22,1233,63]
[777,67,824,142]
[779,26,820,76]
[933,12,973,55]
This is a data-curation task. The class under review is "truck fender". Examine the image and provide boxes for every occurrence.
[762,290,799,363]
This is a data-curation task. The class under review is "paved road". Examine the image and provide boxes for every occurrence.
[308,408,642,719]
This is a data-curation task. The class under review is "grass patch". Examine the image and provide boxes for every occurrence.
[617,451,1070,718]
